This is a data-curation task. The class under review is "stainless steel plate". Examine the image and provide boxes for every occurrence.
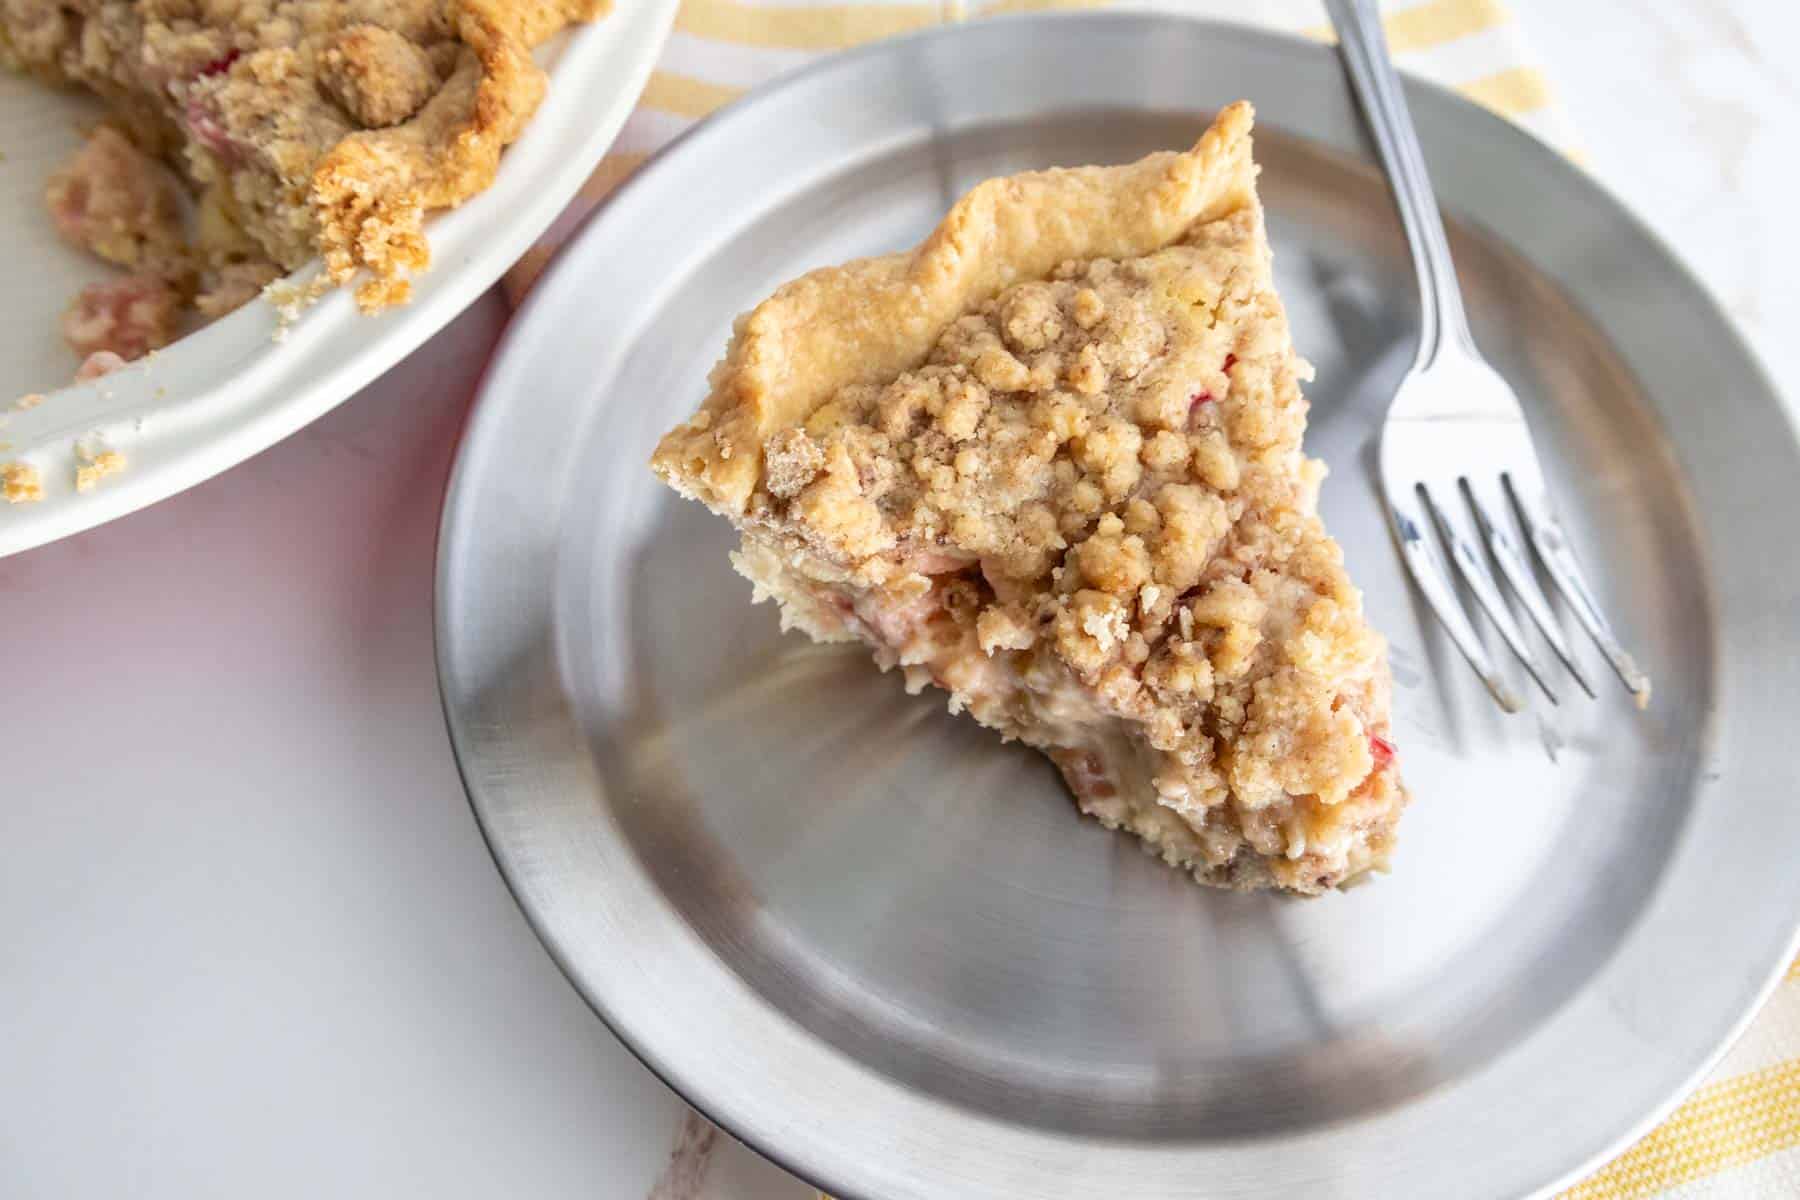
[436,16,1800,1199]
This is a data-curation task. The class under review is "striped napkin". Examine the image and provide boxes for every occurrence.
[524,4,1800,1196]
[506,0,1582,303]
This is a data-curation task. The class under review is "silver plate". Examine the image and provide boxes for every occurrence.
[436,16,1800,1199]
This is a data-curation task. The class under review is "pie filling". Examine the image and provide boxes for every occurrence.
[731,523,1399,894]
[2,0,607,368]
[654,109,1407,894]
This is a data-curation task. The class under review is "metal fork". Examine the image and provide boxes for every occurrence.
[1326,0,1649,712]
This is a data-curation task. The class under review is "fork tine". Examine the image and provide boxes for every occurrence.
[1459,477,1598,699]
[1386,492,1524,713]
[1503,474,1653,705]
[1417,482,1559,704]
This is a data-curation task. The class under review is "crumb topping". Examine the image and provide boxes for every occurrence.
[730,217,1398,889]
[75,441,128,492]
[319,24,443,128]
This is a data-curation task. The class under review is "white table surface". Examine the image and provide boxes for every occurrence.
[4,3,1794,1197]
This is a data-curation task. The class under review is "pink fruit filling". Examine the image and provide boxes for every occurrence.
[75,350,129,382]
[196,49,241,78]
[183,97,241,163]
[61,273,179,360]
[1188,355,1238,422]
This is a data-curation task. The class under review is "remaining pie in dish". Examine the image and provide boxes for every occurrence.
[2,0,608,365]
[652,105,1407,894]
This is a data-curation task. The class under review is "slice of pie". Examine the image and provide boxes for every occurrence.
[651,104,1407,894]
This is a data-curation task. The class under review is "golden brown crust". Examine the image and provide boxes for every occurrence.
[653,103,1259,515]
[313,0,609,309]
[319,25,441,128]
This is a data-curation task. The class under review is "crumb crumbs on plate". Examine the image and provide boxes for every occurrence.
[2,462,45,504]
[264,274,333,343]
[14,394,46,411]
[75,440,128,493]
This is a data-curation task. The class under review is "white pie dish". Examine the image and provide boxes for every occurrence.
[0,0,677,557]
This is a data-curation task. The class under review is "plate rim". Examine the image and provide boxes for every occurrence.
[437,13,1800,1199]
[0,0,679,559]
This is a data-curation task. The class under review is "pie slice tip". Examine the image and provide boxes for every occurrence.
[653,101,1260,516]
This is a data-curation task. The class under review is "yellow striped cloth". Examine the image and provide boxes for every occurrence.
[509,3,1800,1195]
[506,0,1582,302]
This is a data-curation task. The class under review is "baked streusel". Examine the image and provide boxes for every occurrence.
[3,0,608,365]
[654,105,1408,894]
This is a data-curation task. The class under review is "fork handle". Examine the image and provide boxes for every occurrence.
[1325,0,1473,367]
